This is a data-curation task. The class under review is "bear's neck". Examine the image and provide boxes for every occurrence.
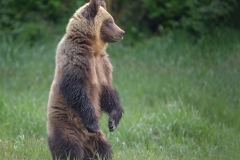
[66,33,107,56]
[91,39,108,56]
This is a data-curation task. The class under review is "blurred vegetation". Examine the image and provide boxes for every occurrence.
[1,28,240,159]
[0,0,239,40]
[114,0,239,37]
[0,0,84,40]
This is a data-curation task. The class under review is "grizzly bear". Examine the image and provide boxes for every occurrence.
[47,0,124,159]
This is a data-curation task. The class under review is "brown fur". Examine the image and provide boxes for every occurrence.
[47,0,124,159]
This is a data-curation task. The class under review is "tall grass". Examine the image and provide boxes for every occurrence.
[0,28,240,159]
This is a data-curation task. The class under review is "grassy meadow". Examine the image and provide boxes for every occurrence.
[0,29,240,159]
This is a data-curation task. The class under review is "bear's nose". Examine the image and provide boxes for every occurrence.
[121,30,125,36]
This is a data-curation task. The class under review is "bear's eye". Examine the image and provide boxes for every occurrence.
[107,19,113,25]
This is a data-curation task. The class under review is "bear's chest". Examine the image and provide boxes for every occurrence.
[87,55,112,118]
[90,55,112,86]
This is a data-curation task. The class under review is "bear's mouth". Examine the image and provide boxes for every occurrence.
[101,33,124,43]
[107,35,123,43]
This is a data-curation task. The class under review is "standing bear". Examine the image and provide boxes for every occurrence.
[47,0,124,159]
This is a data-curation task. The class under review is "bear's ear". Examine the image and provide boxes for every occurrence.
[82,0,101,19]
[100,0,106,10]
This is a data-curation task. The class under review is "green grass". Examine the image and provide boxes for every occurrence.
[1,28,240,159]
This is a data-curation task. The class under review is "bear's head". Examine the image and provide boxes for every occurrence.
[66,0,124,50]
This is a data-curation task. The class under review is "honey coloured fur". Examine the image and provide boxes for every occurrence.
[47,0,124,159]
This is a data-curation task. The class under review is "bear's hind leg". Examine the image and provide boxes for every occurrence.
[96,136,113,160]
[48,128,83,160]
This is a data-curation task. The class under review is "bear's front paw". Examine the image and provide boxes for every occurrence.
[85,122,100,134]
[108,109,122,132]
[108,118,116,132]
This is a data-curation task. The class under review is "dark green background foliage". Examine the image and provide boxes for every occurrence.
[0,0,239,39]
[0,0,84,40]
[146,0,238,31]
[113,0,239,37]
